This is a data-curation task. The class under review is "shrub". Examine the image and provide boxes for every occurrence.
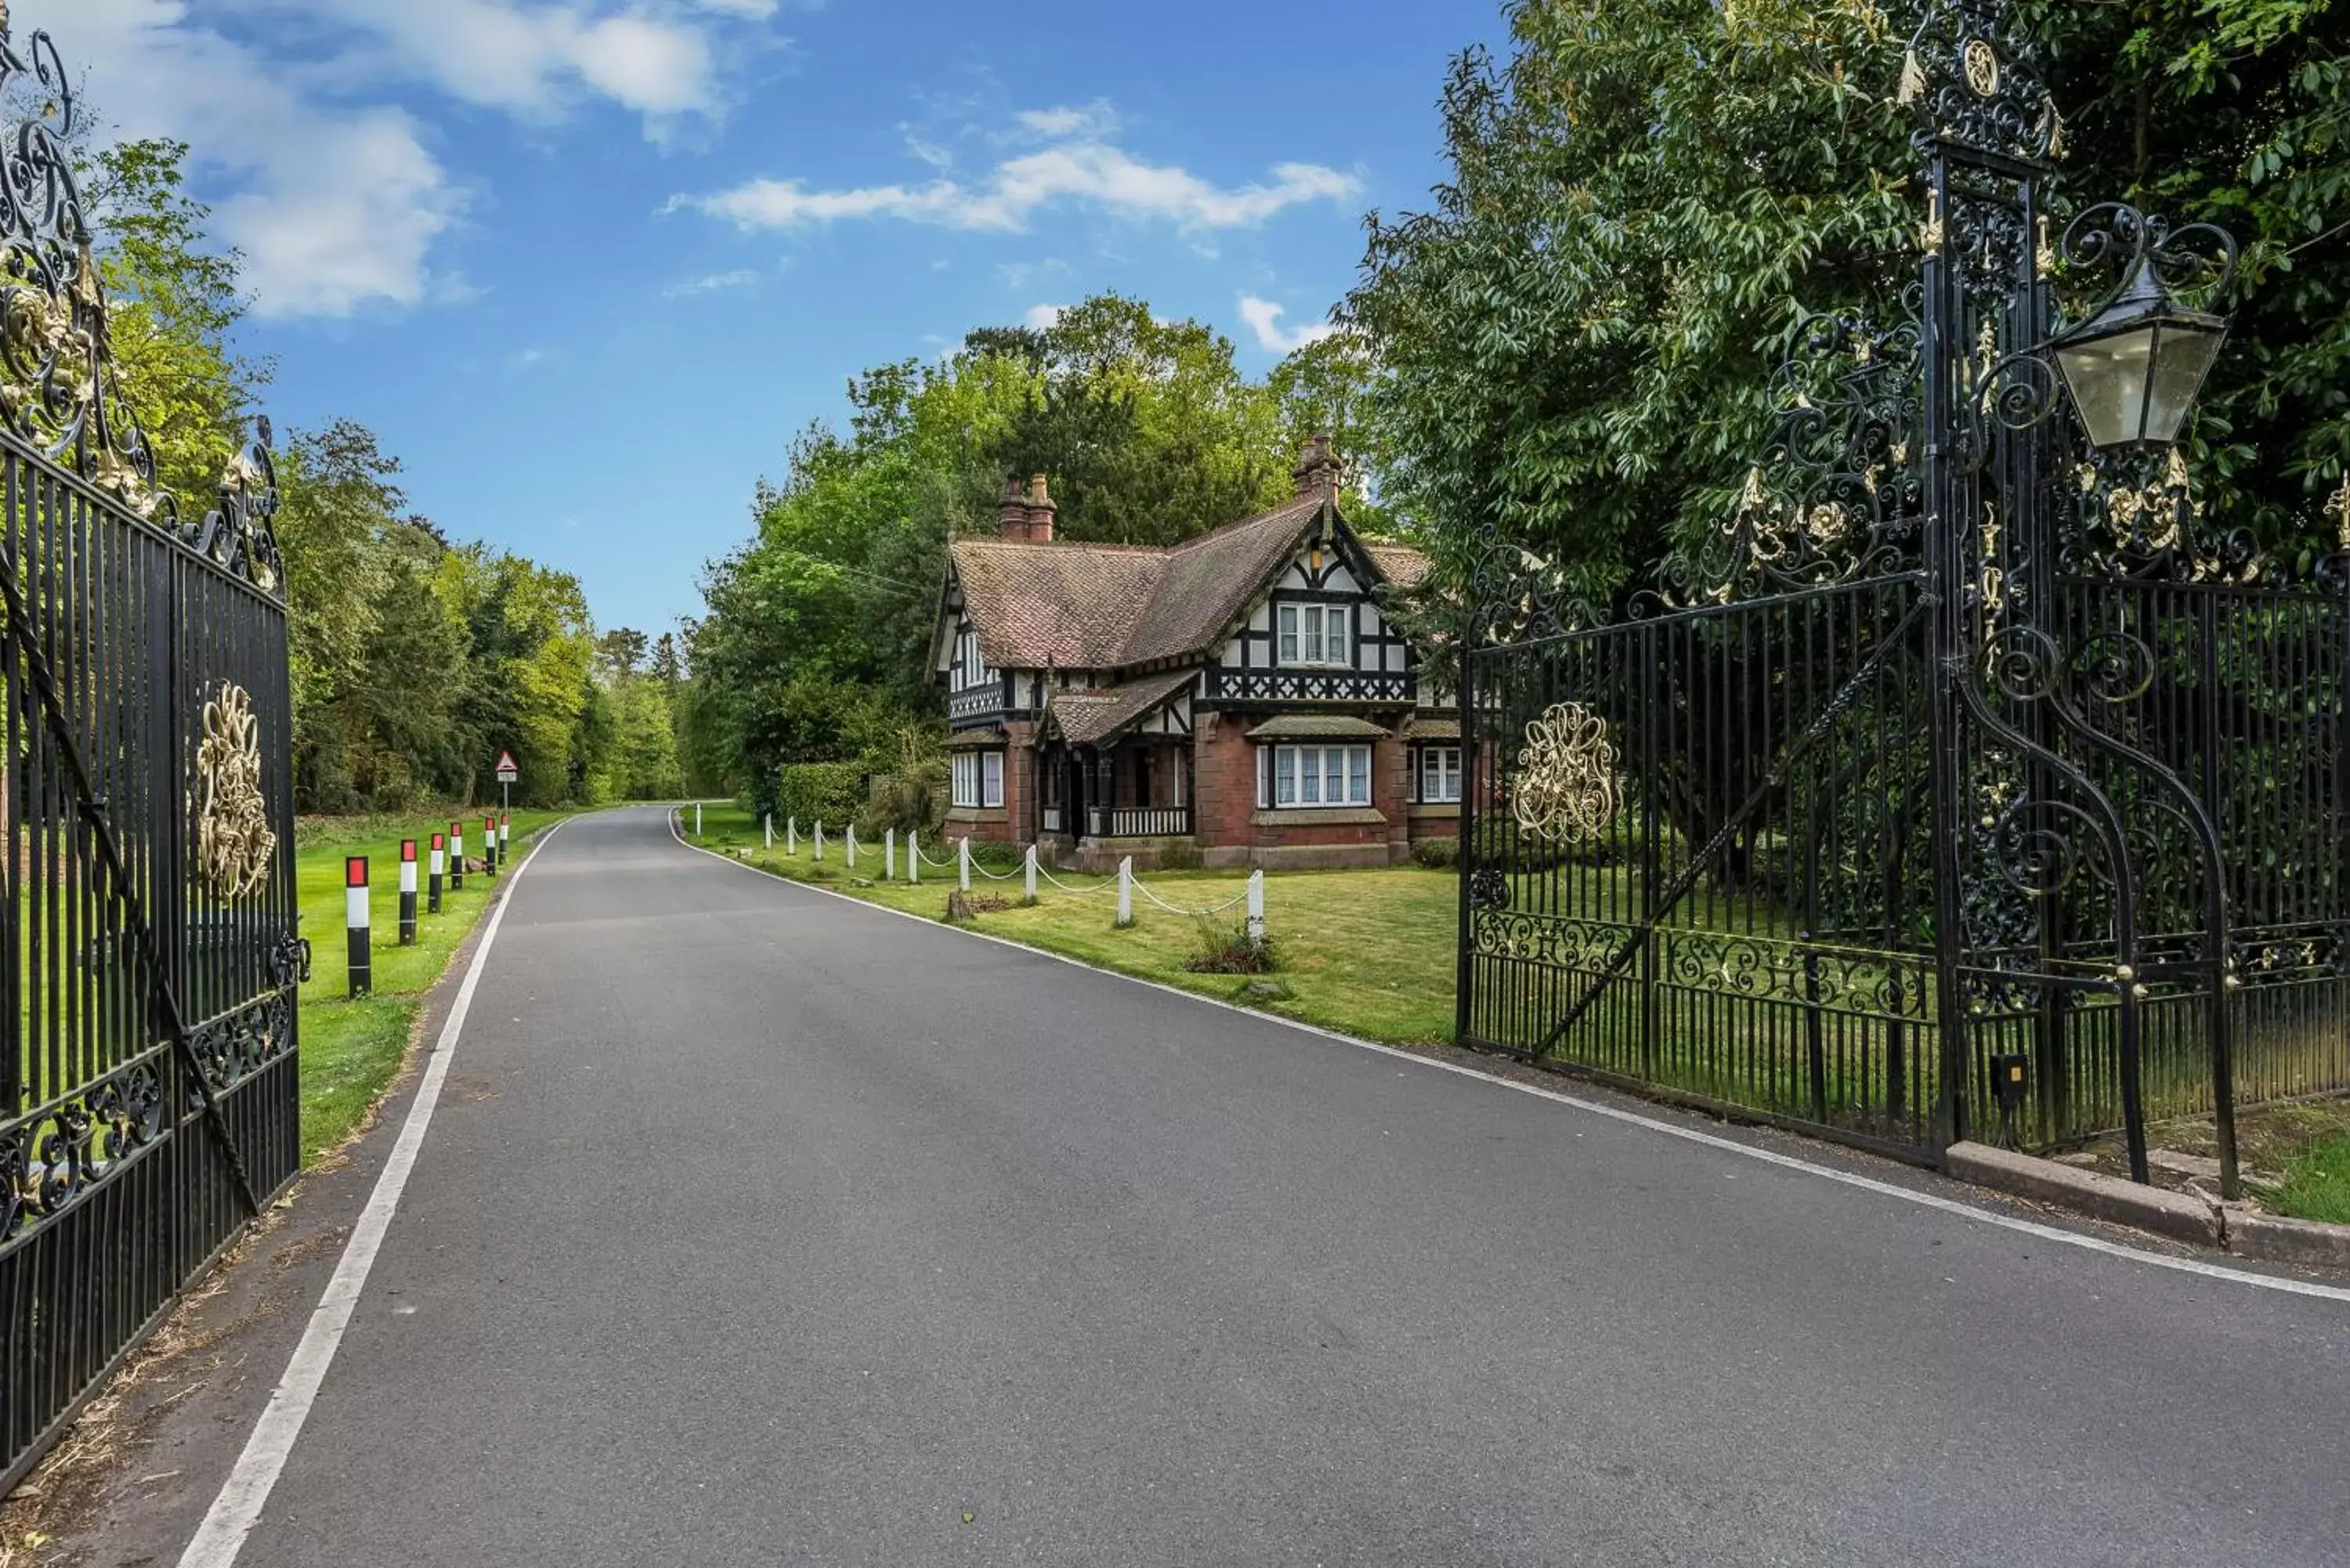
[1157,840,1204,872]
[770,763,864,829]
[1184,913,1276,974]
[1411,836,1460,869]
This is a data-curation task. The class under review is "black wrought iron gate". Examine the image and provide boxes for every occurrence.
[0,20,302,1492]
[1458,1,2350,1177]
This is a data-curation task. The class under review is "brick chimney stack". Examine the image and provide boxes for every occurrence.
[998,475,1031,540]
[1292,434,1341,500]
[1025,473,1057,543]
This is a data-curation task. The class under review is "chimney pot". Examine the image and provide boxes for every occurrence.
[1292,434,1340,499]
[998,475,1030,539]
[1025,472,1057,543]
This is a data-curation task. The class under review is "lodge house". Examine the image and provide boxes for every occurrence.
[930,438,1457,869]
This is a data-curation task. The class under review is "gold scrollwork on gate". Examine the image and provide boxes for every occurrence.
[193,683,276,901]
[1962,39,2001,98]
[1512,702,1622,844]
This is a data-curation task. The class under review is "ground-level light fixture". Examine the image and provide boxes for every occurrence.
[2050,258,2229,450]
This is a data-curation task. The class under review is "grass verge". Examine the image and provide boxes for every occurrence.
[680,804,1459,1046]
[295,808,573,1162]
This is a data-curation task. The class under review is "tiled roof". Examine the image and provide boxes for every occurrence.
[1046,668,1195,746]
[1364,540,1432,587]
[1119,495,1325,667]
[949,537,1163,670]
[1400,714,1461,740]
[1246,714,1392,740]
[943,726,1009,750]
[949,495,1428,674]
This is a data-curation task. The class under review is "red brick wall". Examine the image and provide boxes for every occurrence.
[1192,716,1258,845]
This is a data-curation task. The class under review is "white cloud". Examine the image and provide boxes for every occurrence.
[509,346,550,368]
[1238,295,1339,354]
[1023,302,1066,330]
[1014,101,1120,140]
[674,105,1360,236]
[663,268,763,297]
[18,0,776,318]
[21,0,461,318]
[271,0,727,121]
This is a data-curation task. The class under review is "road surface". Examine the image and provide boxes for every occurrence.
[215,805,2348,1566]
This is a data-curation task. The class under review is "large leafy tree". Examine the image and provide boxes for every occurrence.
[1347,0,2347,596]
[1346,0,1917,605]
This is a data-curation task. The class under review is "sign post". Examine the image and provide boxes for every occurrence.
[494,750,519,869]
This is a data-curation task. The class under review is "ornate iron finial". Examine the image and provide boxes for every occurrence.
[1900,0,2059,164]
[2326,476,2350,553]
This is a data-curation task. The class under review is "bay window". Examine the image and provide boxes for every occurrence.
[1256,743,1373,808]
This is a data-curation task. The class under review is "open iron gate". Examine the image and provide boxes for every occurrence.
[1455,0,2350,1179]
[0,20,302,1493]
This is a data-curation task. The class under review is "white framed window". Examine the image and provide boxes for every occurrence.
[1418,746,1462,804]
[1275,603,1350,669]
[951,752,980,807]
[952,628,990,692]
[1262,744,1372,808]
[982,750,1004,808]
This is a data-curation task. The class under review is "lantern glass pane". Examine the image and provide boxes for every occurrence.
[2142,320,2226,446]
[2057,323,2157,448]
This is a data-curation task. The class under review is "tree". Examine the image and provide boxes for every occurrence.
[1345,0,2348,599]
[84,139,269,506]
[1345,0,1917,606]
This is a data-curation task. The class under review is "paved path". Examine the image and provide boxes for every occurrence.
[222,806,2348,1566]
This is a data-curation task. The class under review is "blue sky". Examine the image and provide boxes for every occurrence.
[32,1,1507,638]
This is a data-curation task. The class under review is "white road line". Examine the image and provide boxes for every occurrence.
[669,810,2350,1306]
[178,822,567,1568]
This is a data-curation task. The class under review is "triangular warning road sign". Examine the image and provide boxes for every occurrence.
[496,750,518,772]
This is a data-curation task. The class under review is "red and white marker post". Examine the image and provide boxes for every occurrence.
[428,831,446,913]
[345,856,372,997]
[450,820,465,891]
[483,815,498,879]
[499,811,511,869]
[398,839,419,945]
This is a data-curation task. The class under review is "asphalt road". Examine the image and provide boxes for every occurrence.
[227,805,2350,1567]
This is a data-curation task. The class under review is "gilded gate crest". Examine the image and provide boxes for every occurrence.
[194,684,276,900]
[1511,702,1622,844]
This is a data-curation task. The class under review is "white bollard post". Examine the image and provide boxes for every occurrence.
[763,814,772,851]
[1246,869,1267,945]
[787,817,797,855]
[885,829,897,881]
[1024,844,1038,903]
[693,802,702,836]
[1115,857,1134,927]
[958,836,971,892]
[909,831,920,883]
[847,826,859,869]
[815,822,825,862]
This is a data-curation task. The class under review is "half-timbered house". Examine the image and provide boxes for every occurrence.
[931,439,1455,869]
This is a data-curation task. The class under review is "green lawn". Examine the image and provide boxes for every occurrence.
[294,808,575,1161]
[680,804,1461,1046]
[2258,1122,2350,1226]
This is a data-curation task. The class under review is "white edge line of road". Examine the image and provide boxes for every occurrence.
[668,806,2350,1306]
[176,821,568,1568]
